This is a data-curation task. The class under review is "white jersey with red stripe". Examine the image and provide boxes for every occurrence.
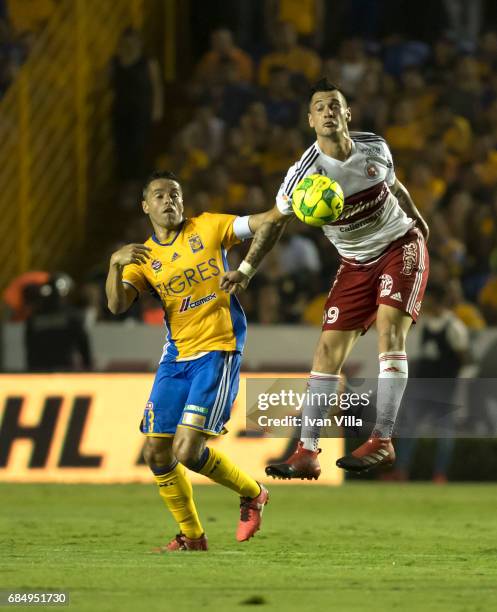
[276,131,415,262]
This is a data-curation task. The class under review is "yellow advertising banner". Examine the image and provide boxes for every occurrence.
[0,374,343,485]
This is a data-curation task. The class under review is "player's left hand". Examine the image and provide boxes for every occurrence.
[220,270,250,295]
[415,216,429,242]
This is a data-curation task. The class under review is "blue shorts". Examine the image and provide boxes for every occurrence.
[141,351,241,436]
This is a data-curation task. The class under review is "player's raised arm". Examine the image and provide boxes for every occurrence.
[220,205,292,294]
[391,178,430,242]
[106,243,151,314]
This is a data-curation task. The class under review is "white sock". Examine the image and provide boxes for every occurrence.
[301,371,341,451]
[374,352,408,439]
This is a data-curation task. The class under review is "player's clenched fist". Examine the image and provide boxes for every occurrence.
[220,270,250,295]
[110,244,152,267]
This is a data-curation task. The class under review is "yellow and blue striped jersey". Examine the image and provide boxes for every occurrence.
[122,213,246,362]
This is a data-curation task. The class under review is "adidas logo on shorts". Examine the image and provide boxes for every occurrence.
[390,292,402,302]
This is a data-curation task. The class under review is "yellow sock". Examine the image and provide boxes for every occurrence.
[198,448,260,498]
[152,463,204,539]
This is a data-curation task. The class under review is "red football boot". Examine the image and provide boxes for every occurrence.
[336,437,395,473]
[265,441,321,480]
[153,533,209,552]
[236,483,269,542]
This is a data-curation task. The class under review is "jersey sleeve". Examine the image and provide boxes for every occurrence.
[382,140,397,187]
[214,213,241,250]
[122,263,147,295]
[276,161,299,215]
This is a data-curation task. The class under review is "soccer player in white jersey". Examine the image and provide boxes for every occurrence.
[221,79,430,477]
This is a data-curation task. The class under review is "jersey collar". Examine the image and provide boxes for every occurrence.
[315,138,355,163]
[152,220,186,246]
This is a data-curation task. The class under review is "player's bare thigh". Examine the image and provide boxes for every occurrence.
[143,436,175,468]
[312,329,362,374]
[376,304,413,353]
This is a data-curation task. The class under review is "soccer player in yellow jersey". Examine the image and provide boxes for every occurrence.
[106,170,270,551]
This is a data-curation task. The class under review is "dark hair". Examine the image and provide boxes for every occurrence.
[308,78,346,103]
[142,170,180,197]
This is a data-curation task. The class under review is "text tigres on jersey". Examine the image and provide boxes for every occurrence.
[122,213,246,362]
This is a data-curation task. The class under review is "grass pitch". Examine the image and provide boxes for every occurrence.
[2,483,497,611]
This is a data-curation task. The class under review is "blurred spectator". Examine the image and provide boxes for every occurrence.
[239,102,272,153]
[261,127,304,179]
[110,28,163,204]
[181,103,226,160]
[443,56,482,124]
[384,99,426,161]
[400,67,435,123]
[425,36,458,87]
[256,281,281,324]
[262,66,300,127]
[440,191,474,255]
[448,278,486,330]
[24,273,92,372]
[209,57,256,126]
[277,223,321,277]
[156,130,209,182]
[478,251,497,325]
[406,161,446,217]
[394,282,469,483]
[224,126,263,184]
[336,38,368,97]
[478,30,497,83]
[202,164,247,213]
[382,34,430,78]
[350,64,391,134]
[2,271,50,321]
[473,134,497,188]
[443,0,483,49]
[195,28,253,85]
[259,21,321,86]
[430,103,473,162]
[264,0,325,48]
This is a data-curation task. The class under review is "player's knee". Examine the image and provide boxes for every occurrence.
[143,438,174,469]
[172,436,204,469]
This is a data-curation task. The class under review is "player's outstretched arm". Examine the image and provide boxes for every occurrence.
[106,244,151,314]
[220,205,291,294]
[391,178,429,242]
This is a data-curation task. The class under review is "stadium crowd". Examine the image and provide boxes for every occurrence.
[3,2,497,331]
[117,16,497,329]
[0,0,56,98]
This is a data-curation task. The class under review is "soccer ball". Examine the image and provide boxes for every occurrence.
[292,174,344,227]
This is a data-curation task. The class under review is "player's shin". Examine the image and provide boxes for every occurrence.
[301,372,341,451]
[191,448,260,498]
[151,462,204,539]
[373,352,409,438]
